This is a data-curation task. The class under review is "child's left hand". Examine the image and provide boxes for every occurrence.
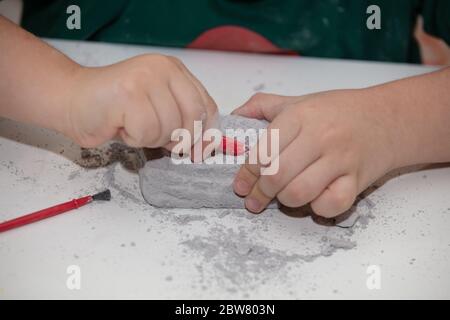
[231,89,401,217]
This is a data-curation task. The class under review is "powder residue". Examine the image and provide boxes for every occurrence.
[181,223,359,291]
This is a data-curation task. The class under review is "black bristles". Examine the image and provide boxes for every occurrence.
[92,189,111,201]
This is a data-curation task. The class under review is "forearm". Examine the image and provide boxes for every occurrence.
[369,67,450,168]
[0,15,79,133]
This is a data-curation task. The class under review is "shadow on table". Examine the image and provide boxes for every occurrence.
[0,118,142,173]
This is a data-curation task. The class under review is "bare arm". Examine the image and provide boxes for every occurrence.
[372,67,450,167]
[0,15,218,150]
[0,15,78,134]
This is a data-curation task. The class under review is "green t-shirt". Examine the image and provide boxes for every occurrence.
[21,0,450,63]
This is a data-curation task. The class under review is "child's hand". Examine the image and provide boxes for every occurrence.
[231,90,401,217]
[65,54,218,149]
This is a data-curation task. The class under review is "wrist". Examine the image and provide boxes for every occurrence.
[362,85,419,171]
[366,69,450,170]
[51,62,86,139]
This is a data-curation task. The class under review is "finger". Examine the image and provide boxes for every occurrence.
[117,91,162,147]
[169,57,218,131]
[233,164,259,196]
[244,182,272,214]
[310,175,358,218]
[256,134,321,198]
[188,112,219,162]
[169,72,207,147]
[235,106,302,192]
[236,109,303,213]
[232,92,314,121]
[147,87,182,148]
[231,93,295,120]
[277,156,343,208]
[190,136,213,163]
[171,58,219,161]
[168,59,221,161]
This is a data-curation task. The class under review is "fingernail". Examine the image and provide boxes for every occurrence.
[234,179,250,195]
[245,198,262,213]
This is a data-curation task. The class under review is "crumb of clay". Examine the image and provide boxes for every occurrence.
[321,236,356,250]
[76,143,141,171]
[253,83,266,91]
[172,214,206,225]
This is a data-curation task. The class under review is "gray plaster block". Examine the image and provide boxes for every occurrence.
[139,115,279,209]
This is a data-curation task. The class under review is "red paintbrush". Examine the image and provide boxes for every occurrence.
[0,190,111,233]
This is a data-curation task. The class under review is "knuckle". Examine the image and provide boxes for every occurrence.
[249,92,268,106]
[245,163,260,177]
[145,54,178,72]
[264,171,283,188]
[320,124,338,142]
[243,93,271,114]
[115,69,152,101]
[124,113,162,148]
[154,54,173,64]
[259,174,282,196]
[167,55,182,64]
[163,55,184,72]
[278,182,313,208]
[319,125,352,150]
[253,92,268,101]
[116,74,140,100]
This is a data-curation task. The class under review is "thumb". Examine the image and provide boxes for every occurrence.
[231,93,302,121]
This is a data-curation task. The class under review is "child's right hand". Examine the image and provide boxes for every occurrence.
[64,54,218,149]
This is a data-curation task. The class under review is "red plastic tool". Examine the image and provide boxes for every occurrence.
[221,136,246,156]
[0,190,111,233]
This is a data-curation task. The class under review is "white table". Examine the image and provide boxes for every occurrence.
[1,40,449,299]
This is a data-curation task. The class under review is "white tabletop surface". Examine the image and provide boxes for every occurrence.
[1,39,449,299]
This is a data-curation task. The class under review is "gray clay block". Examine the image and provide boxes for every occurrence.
[139,115,280,209]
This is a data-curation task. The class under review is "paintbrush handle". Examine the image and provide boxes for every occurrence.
[0,196,92,233]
